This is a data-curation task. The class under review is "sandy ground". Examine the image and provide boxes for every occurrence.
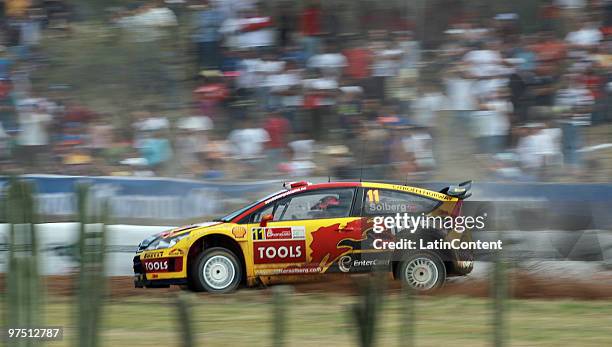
[2,269,612,300]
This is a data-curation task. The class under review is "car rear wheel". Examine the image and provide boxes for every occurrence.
[398,251,446,291]
[191,247,241,293]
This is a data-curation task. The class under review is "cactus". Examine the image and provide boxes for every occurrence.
[75,184,108,347]
[5,178,41,347]
[175,293,196,347]
[351,273,386,347]
[272,285,291,347]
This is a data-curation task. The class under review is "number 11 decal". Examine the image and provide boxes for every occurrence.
[367,189,380,203]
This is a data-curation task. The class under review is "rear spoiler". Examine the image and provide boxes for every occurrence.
[440,180,472,199]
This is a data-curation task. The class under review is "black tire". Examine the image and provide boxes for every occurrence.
[398,251,446,291]
[190,247,242,293]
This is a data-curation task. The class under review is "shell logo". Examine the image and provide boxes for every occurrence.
[232,226,247,238]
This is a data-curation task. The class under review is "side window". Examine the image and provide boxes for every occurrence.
[251,204,275,223]
[363,189,439,216]
[275,188,355,221]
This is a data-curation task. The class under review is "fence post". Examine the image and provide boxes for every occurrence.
[75,184,107,347]
[272,285,291,347]
[6,179,40,347]
[175,293,196,347]
[492,247,507,347]
[491,199,510,347]
[351,273,386,347]
[399,284,415,347]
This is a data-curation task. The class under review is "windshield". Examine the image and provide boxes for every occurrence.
[214,190,285,222]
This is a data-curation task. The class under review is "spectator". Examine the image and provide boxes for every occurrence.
[395,30,421,69]
[300,0,322,59]
[175,115,212,171]
[88,117,113,157]
[0,46,13,80]
[282,131,315,176]
[194,71,229,121]
[445,63,477,124]
[336,85,362,139]
[566,21,602,49]
[116,1,178,44]
[264,59,303,128]
[277,2,295,48]
[515,123,559,178]
[400,125,435,174]
[302,70,339,140]
[116,1,178,96]
[531,30,567,63]
[411,84,445,129]
[471,94,511,154]
[263,110,290,168]
[342,36,372,81]
[220,6,275,50]
[463,40,504,79]
[139,129,173,174]
[16,102,52,168]
[555,75,592,168]
[227,118,269,174]
[370,35,402,100]
[190,0,225,71]
[307,42,347,79]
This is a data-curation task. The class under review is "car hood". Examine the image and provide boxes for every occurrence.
[138,221,223,252]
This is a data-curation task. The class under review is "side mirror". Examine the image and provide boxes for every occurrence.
[260,214,273,228]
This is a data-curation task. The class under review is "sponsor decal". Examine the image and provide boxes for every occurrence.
[194,222,222,228]
[309,219,367,271]
[291,227,306,239]
[254,266,322,275]
[143,251,164,259]
[253,240,306,264]
[337,255,389,273]
[143,257,183,273]
[264,186,307,204]
[161,225,197,238]
[266,227,292,240]
[252,226,306,241]
[253,228,265,241]
[389,185,453,201]
[169,249,184,256]
[338,255,352,273]
[232,226,247,238]
[144,259,169,272]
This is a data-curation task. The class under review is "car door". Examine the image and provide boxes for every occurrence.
[359,187,442,267]
[246,187,362,276]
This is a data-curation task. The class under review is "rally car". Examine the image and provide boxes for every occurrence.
[133,180,474,292]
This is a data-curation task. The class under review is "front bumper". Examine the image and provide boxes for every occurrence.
[133,255,188,288]
[133,274,188,288]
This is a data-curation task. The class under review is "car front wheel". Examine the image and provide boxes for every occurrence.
[191,247,242,293]
[398,251,446,291]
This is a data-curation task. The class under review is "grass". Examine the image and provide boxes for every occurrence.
[3,292,611,347]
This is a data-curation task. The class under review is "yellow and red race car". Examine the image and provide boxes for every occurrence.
[133,180,474,292]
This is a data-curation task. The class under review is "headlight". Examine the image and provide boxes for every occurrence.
[145,233,189,250]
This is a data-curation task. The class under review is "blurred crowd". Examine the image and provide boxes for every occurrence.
[0,0,612,181]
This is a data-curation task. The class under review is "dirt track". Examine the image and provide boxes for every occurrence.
[2,273,612,300]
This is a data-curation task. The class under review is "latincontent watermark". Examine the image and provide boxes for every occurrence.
[373,237,503,251]
[371,212,503,251]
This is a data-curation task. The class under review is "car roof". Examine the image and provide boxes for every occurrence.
[231,181,455,223]
[298,181,455,202]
